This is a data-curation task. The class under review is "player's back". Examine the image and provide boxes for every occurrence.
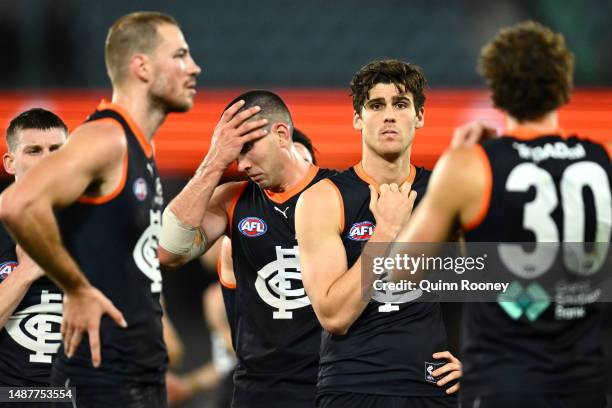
[462,132,611,396]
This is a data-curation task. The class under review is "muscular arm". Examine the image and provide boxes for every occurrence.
[158,101,267,268]
[159,182,245,268]
[296,181,412,335]
[0,121,125,293]
[396,147,485,243]
[0,266,39,329]
[0,121,127,366]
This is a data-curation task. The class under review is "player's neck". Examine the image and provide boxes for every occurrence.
[361,147,412,187]
[506,111,559,135]
[110,91,166,142]
[268,153,313,193]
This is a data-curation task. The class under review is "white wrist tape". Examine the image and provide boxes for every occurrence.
[160,207,208,261]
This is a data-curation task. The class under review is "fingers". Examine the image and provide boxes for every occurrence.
[399,182,412,194]
[88,323,101,368]
[236,118,268,136]
[432,351,459,363]
[406,190,418,211]
[226,106,262,129]
[446,382,460,394]
[368,185,378,213]
[436,367,462,386]
[61,320,71,354]
[66,326,83,360]
[219,100,245,124]
[105,300,127,329]
[451,121,498,148]
[242,128,269,144]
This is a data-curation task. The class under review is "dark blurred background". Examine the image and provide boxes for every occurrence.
[1,1,612,407]
[2,0,612,88]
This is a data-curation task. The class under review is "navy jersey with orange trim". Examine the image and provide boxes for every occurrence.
[228,166,335,398]
[319,164,452,398]
[53,102,166,386]
[462,134,612,396]
[217,257,237,348]
[0,224,62,386]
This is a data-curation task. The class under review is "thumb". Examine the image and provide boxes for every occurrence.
[368,185,378,212]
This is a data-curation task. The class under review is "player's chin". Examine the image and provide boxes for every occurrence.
[166,98,194,113]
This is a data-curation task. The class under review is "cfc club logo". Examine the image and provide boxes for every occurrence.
[133,178,148,201]
[5,290,63,363]
[348,221,375,241]
[239,217,268,237]
[0,261,17,282]
[255,246,311,319]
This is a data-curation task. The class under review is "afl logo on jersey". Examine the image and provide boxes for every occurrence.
[239,217,268,237]
[0,261,17,282]
[348,221,375,241]
[133,177,148,201]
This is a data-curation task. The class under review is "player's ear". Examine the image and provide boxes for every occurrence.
[3,153,15,176]
[353,111,363,131]
[415,107,425,129]
[131,54,151,83]
[275,123,291,147]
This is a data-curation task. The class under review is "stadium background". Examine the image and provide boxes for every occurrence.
[1,1,611,406]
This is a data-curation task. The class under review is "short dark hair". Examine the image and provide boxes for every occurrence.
[6,108,68,152]
[478,20,574,122]
[105,11,179,86]
[225,90,293,132]
[292,128,317,165]
[350,59,427,115]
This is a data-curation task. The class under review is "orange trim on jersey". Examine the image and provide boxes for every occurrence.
[217,255,236,289]
[506,126,565,141]
[323,179,345,234]
[353,162,416,192]
[604,143,612,161]
[97,99,153,158]
[227,182,249,238]
[263,165,319,204]
[78,149,128,205]
[463,145,493,231]
[75,118,128,205]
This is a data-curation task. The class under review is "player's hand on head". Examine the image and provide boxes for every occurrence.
[431,351,462,394]
[15,245,45,281]
[206,100,269,168]
[61,285,127,368]
[451,121,498,148]
[368,182,417,236]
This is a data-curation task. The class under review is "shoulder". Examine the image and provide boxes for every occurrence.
[297,179,343,234]
[213,181,249,213]
[66,120,127,164]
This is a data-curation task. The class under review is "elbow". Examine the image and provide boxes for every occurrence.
[158,246,187,270]
[319,315,350,336]
[0,191,28,230]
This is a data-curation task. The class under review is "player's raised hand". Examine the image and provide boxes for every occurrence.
[451,120,497,148]
[205,100,269,169]
[431,351,462,394]
[61,285,127,368]
[15,245,45,281]
[369,182,417,238]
